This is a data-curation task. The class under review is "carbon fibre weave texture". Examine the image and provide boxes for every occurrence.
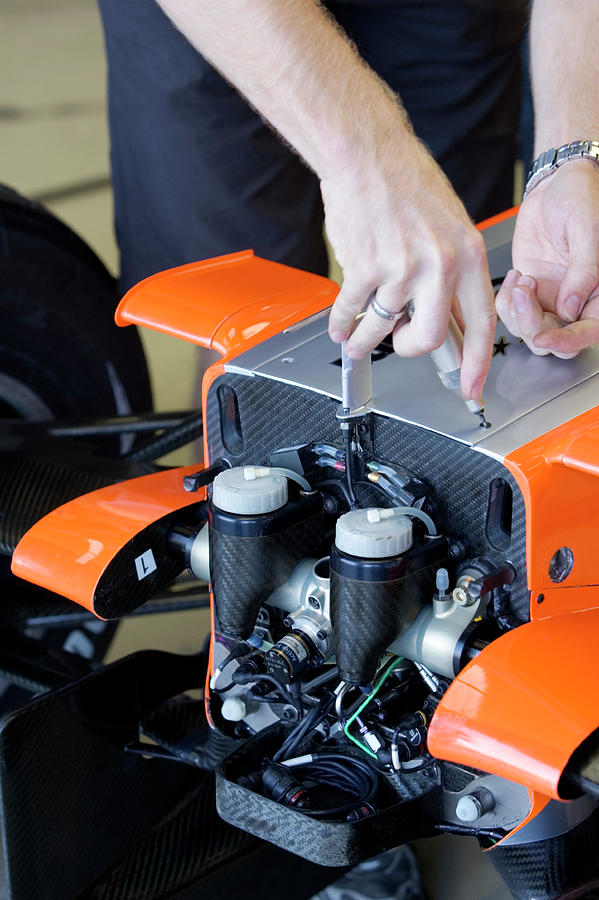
[206,375,529,621]
[0,452,115,555]
[0,656,191,900]
[210,516,325,638]
[142,697,240,769]
[94,514,188,619]
[86,775,259,900]
[330,564,439,684]
[216,723,441,867]
[94,700,343,900]
[488,805,599,899]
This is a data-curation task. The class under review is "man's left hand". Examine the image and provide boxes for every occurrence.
[496,160,599,358]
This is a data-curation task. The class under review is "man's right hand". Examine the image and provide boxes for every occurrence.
[324,134,496,404]
[156,0,496,402]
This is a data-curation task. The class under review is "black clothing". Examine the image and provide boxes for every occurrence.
[98,0,527,291]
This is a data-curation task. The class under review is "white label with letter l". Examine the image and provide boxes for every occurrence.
[135,549,157,580]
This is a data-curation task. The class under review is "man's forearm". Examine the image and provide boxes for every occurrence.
[531,0,599,152]
[156,0,412,180]
[156,0,496,399]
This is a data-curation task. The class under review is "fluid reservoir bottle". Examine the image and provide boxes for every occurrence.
[330,507,447,685]
[209,466,323,639]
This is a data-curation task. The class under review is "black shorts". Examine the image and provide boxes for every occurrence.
[98,0,527,290]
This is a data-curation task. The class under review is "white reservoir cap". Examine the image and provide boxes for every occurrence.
[335,507,413,559]
[212,466,288,515]
[221,697,247,722]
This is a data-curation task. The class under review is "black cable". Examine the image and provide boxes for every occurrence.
[342,425,357,509]
[48,410,189,438]
[238,673,300,710]
[122,409,203,463]
[211,681,235,693]
[435,823,506,842]
[273,692,336,763]
[281,752,379,819]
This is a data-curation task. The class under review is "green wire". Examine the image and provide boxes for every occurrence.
[343,656,405,759]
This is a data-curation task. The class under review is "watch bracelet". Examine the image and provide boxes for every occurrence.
[523,140,599,198]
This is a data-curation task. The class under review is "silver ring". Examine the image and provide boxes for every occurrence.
[368,295,404,322]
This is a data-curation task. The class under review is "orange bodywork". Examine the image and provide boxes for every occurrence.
[11,465,204,618]
[115,249,339,357]
[504,406,599,620]
[11,229,599,828]
[429,404,599,798]
[12,254,337,619]
[475,205,519,231]
[115,250,340,466]
[117,241,599,803]
[427,608,599,798]
[428,203,599,802]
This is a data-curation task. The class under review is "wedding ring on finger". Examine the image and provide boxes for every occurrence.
[368,295,404,322]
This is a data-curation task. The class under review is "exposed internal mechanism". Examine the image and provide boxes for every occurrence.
[185,433,526,851]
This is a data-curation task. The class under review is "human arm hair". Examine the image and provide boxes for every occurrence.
[155,0,496,401]
[530,0,599,152]
[155,0,412,180]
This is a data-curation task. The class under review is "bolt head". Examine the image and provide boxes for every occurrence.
[308,596,320,610]
[449,541,466,559]
[316,629,328,642]
[453,586,474,606]
[455,794,483,822]
[323,497,338,515]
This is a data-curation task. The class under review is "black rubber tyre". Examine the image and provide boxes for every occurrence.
[0,183,152,421]
[0,185,152,688]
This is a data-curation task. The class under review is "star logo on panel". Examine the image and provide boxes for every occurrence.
[493,336,512,357]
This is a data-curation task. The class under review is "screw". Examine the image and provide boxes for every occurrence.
[536,593,544,604]
[283,616,294,628]
[316,629,328,642]
[452,586,472,606]
[308,596,320,610]
[323,496,338,515]
[449,540,466,559]
[282,705,298,721]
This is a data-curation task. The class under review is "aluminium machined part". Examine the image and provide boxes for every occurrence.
[389,569,486,679]
[188,523,210,582]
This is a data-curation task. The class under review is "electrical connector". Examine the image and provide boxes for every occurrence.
[356,717,383,754]
[209,640,254,689]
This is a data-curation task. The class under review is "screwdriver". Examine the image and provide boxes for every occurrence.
[406,302,490,429]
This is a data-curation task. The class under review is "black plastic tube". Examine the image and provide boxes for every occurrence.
[123,410,203,463]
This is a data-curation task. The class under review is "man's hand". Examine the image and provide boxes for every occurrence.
[496,162,599,358]
[156,0,497,404]
[325,136,496,403]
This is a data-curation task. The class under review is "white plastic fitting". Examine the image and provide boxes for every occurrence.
[335,507,413,559]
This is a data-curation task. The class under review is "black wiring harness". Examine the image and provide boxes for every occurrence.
[262,752,379,821]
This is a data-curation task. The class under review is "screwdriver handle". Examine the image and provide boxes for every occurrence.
[429,314,463,392]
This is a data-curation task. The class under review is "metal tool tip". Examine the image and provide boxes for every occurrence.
[476,409,491,430]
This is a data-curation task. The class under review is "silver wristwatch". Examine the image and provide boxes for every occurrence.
[524,140,599,197]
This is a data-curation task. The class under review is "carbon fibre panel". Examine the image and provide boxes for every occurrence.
[205,374,529,621]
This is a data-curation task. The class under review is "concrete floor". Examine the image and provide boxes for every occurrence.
[2,2,511,897]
